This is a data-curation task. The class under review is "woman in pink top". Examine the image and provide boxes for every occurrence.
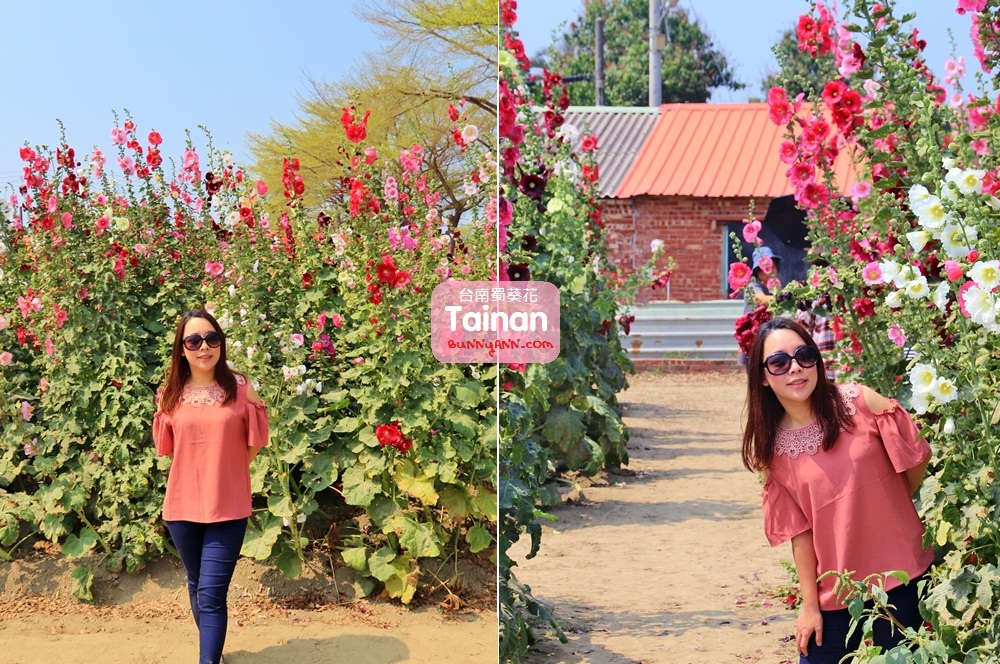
[153,309,269,664]
[741,317,932,663]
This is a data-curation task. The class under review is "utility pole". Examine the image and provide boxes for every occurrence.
[595,17,606,106]
[648,0,661,106]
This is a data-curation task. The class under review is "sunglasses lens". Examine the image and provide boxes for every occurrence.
[796,346,819,368]
[766,353,792,375]
[205,332,222,348]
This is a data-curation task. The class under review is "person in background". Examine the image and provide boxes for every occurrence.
[741,317,932,663]
[796,292,837,380]
[153,309,269,664]
[738,246,783,366]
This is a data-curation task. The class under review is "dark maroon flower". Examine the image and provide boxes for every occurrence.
[507,263,530,281]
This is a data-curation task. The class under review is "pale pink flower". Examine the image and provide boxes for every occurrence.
[39,378,49,393]
[330,313,345,329]
[862,261,883,285]
[205,261,224,277]
[0,351,12,366]
[61,212,73,228]
[183,150,200,172]
[742,220,762,243]
[21,401,33,422]
[23,440,36,456]
[0,315,7,330]
[461,124,479,143]
[766,277,782,291]
[44,338,54,356]
[47,195,58,213]
[850,181,872,203]
[383,177,399,202]
[110,127,128,145]
[949,93,965,109]
[888,324,907,347]
[290,333,305,348]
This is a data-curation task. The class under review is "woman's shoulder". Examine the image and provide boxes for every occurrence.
[838,382,894,415]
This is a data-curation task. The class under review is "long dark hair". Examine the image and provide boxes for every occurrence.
[158,309,238,413]
[741,317,850,471]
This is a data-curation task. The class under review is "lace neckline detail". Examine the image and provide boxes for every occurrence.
[775,383,858,458]
[181,382,225,407]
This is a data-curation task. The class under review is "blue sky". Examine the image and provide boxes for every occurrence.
[0,1,377,190]
[514,0,980,102]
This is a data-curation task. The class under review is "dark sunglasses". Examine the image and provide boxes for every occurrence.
[182,331,223,351]
[764,345,820,376]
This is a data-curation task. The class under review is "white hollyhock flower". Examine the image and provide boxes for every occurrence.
[962,285,997,326]
[906,230,931,252]
[969,260,1000,290]
[909,363,938,393]
[940,223,978,259]
[879,260,902,285]
[904,276,930,299]
[933,281,950,312]
[930,376,958,404]
[945,167,985,195]
[942,417,955,434]
[650,239,665,253]
[915,197,951,230]
[908,183,932,210]
[885,290,904,309]
[910,390,931,415]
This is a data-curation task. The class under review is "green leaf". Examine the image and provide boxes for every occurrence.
[61,527,98,559]
[394,460,440,506]
[334,417,361,433]
[453,381,485,408]
[275,542,303,579]
[241,513,282,560]
[341,465,380,506]
[437,486,471,520]
[70,566,94,602]
[542,407,585,444]
[465,524,492,553]
[341,546,369,573]
[267,495,295,518]
[368,546,398,582]
[386,514,441,558]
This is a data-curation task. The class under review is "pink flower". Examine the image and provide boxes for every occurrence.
[728,262,752,291]
[256,180,268,196]
[183,150,200,172]
[290,333,305,347]
[956,0,986,14]
[850,181,872,203]
[44,338,54,356]
[23,439,36,456]
[0,351,12,365]
[383,177,399,202]
[205,261,224,277]
[21,401,33,422]
[96,216,110,235]
[958,280,975,317]
[944,260,964,281]
[862,261,883,285]
[60,212,74,228]
[148,130,163,146]
[330,313,345,329]
[766,278,782,291]
[778,140,798,164]
[110,127,127,145]
[742,220,762,243]
[888,324,907,348]
[364,146,378,164]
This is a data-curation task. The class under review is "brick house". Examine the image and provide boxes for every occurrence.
[566,103,856,303]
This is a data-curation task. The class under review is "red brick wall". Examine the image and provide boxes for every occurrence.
[601,195,773,303]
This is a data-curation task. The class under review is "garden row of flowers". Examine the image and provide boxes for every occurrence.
[0,106,497,602]
[498,1,665,660]
[736,1,1000,659]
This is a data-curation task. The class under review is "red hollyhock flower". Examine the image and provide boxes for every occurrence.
[148,131,163,146]
[375,423,404,448]
[340,106,371,144]
[376,256,397,284]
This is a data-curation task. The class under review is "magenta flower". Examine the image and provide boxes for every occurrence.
[256,180,268,196]
[742,220,762,243]
[956,0,986,14]
[205,261,224,277]
[728,262,752,291]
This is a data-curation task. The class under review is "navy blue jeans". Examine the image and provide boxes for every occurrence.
[800,573,927,664]
[166,518,247,664]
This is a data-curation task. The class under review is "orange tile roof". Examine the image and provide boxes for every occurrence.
[615,103,858,199]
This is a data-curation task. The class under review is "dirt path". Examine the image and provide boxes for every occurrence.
[510,372,798,663]
[0,545,495,663]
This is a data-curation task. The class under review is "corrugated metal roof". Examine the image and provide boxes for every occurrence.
[615,103,858,199]
[564,106,660,198]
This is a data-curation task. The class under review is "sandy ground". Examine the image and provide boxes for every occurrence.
[509,371,799,664]
[0,539,495,663]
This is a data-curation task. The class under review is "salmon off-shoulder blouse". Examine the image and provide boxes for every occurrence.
[153,374,269,523]
[761,383,934,610]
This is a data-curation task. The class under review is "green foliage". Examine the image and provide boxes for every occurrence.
[538,0,744,105]
[0,109,496,604]
[762,27,839,100]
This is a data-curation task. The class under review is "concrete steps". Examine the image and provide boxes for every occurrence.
[619,300,743,361]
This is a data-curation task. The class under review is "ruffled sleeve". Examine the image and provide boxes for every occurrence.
[762,478,811,546]
[153,410,173,456]
[248,399,269,448]
[874,400,931,473]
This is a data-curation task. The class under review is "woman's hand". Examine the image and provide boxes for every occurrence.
[796,604,823,656]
